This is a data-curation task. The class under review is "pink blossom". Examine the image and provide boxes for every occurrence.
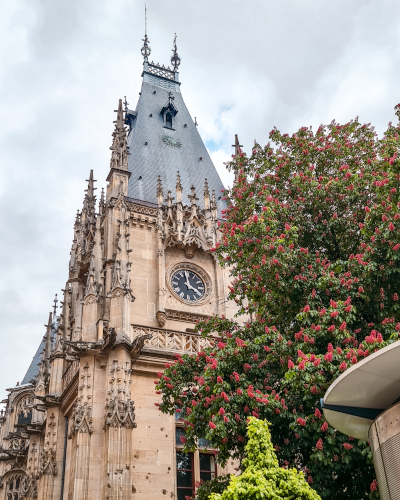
[298,361,306,370]
[209,421,216,430]
[343,442,353,450]
[236,338,247,347]
[321,421,328,432]
[316,438,323,450]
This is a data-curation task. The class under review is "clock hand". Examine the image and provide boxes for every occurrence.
[185,280,202,296]
[184,280,194,291]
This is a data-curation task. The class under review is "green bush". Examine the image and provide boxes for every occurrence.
[210,417,321,500]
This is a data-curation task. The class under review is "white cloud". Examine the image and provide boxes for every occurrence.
[0,0,400,398]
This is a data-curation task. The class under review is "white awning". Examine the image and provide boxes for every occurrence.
[323,339,400,440]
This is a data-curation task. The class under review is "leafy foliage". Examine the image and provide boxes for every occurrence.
[209,417,321,500]
[156,105,400,499]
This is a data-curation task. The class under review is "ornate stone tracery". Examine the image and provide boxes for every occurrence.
[38,448,57,477]
[68,400,93,438]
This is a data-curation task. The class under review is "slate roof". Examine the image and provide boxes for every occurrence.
[126,71,226,214]
[21,319,58,385]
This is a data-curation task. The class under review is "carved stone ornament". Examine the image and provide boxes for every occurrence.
[104,397,137,429]
[156,311,167,328]
[164,309,210,324]
[38,448,57,477]
[166,262,212,306]
[62,328,116,358]
[68,401,93,438]
[127,202,157,217]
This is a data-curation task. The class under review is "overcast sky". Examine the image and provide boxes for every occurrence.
[0,0,399,400]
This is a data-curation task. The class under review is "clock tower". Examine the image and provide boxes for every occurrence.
[0,32,238,500]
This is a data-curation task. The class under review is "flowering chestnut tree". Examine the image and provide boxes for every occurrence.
[156,105,400,500]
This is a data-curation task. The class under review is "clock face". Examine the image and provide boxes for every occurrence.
[162,134,182,148]
[170,269,205,303]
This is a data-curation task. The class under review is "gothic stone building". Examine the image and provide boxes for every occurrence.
[0,34,239,500]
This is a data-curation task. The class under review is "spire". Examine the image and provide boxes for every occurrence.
[35,311,53,393]
[82,170,97,225]
[109,99,129,172]
[53,294,58,319]
[171,33,181,71]
[99,188,105,216]
[232,134,243,157]
[141,5,151,63]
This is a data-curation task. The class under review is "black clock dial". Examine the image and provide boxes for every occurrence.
[171,269,205,303]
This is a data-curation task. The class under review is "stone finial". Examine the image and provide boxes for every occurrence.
[232,134,243,157]
[165,190,174,207]
[109,99,130,172]
[141,5,151,63]
[211,190,217,219]
[53,294,58,318]
[176,171,182,203]
[176,171,182,191]
[82,170,97,225]
[204,179,210,210]
[188,185,199,206]
[188,185,199,217]
[99,188,105,216]
[157,176,163,206]
[44,311,53,375]
[171,34,181,71]
[75,210,80,227]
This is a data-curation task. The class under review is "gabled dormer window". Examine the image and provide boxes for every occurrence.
[161,92,178,130]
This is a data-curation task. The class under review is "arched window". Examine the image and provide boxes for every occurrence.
[5,475,26,500]
[15,395,33,428]
[166,112,173,129]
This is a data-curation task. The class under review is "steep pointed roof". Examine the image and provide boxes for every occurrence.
[125,51,225,213]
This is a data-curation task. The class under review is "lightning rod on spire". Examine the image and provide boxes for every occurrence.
[141,4,151,62]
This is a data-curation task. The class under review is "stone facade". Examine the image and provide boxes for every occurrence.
[0,42,239,499]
